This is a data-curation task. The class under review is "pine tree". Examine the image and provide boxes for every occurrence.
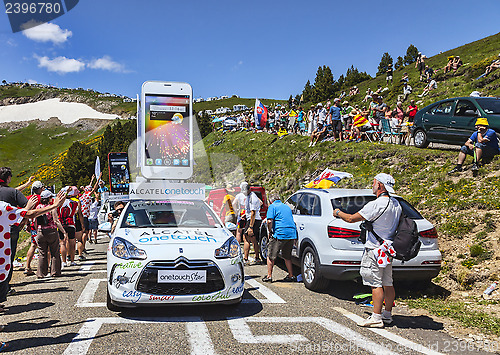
[395,56,404,70]
[60,141,97,187]
[404,44,419,65]
[196,111,212,139]
[313,65,334,102]
[302,80,313,103]
[377,53,393,76]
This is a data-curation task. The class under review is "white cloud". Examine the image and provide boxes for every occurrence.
[28,79,38,84]
[35,55,85,74]
[22,22,72,45]
[232,60,243,71]
[88,56,126,72]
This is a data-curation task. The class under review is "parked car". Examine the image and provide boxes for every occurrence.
[282,188,441,291]
[107,199,244,310]
[412,97,500,148]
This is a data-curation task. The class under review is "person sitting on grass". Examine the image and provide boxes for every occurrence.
[477,54,500,79]
[452,56,463,73]
[448,117,500,174]
[418,78,437,97]
[349,109,372,142]
[443,56,454,73]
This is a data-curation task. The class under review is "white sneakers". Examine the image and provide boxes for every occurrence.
[358,312,393,328]
[357,315,384,328]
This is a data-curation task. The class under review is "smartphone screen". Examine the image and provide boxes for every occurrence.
[144,94,191,168]
[108,152,130,193]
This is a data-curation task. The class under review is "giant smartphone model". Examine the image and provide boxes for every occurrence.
[108,152,131,193]
[140,81,193,179]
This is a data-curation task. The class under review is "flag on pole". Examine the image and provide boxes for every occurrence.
[305,169,353,189]
[95,156,101,180]
[254,98,268,129]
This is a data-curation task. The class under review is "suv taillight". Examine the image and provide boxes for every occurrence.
[328,226,360,238]
[419,227,438,238]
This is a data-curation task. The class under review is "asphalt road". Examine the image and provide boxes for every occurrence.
[1,233,497,355]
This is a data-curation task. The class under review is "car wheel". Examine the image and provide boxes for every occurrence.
[301,246,329,291]
[259,227,269,261]
[413,129,429,148]
[106,287,123,312]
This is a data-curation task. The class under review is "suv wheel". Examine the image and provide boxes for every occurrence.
[301,246,330,291]
[413,129,429,148]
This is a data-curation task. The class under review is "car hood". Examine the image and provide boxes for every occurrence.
[115,227,231,247]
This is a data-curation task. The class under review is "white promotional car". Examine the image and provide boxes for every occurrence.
[107,199,244,310]
[284,188,442,291]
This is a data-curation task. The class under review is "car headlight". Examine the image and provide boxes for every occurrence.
[214,237,240,259]
[112,237,147,260]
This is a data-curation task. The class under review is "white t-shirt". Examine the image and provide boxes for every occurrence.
[233,193,246,217]
[358,195,402,249]
[88,200,100,220]
[244,192,262,221]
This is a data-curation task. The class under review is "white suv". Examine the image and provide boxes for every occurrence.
[284,188,442,291]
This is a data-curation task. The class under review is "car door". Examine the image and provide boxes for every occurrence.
[421,100,454,142]
[449,99,480,143]
[293,193,324,259]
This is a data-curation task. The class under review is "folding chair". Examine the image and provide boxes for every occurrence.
[380,119,404,143]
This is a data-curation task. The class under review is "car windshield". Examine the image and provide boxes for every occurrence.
[120,200,219,228]
[478,99,500,114]
[330,196,423,219]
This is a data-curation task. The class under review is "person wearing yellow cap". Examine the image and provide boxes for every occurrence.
[449,117,500,174]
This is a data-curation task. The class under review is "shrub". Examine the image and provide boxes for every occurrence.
[470,244,485,257]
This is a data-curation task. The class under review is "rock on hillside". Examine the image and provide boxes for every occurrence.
[0,117,113,132]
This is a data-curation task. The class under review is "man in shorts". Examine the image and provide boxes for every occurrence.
[241,182,264,265]
[262,195,297,282]
[448,117,500,174]
[333,173,402,327]
[24,181,43,275]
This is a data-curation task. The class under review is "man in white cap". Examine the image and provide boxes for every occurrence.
[333,173,402,328]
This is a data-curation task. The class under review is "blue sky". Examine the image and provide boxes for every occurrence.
[0,0,499,100]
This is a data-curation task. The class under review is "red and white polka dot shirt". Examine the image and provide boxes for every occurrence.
[0,201,27,281]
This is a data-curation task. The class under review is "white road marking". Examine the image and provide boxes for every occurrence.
[227,317,399,354]
[75,279,106,308]
[78,261,95,272]
[243,277,286,304]
[333,307,445,355]
[64,317,215,355]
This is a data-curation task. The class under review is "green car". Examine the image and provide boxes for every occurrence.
[412,97,500,148]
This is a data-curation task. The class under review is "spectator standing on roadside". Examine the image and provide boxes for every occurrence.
[333,173,402,328]
[341,101,354,135]
[0,167,28,296]
[58,187,84,266]
[34,190,66,278]
[415,53,426,81]
[87,196,100,244]
[232,183,247,245]
[307,105,316,135]
[297,106,306,135]
[372,96,387,125]
[220,186,237,228]
[78,174,101,258]
[262,195,297,283]
[239,182,264,265]
[448,118,500,174]
[329,98,343,142]
[24,181,44,276]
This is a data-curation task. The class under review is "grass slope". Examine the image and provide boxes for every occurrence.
[0,124,97,187]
